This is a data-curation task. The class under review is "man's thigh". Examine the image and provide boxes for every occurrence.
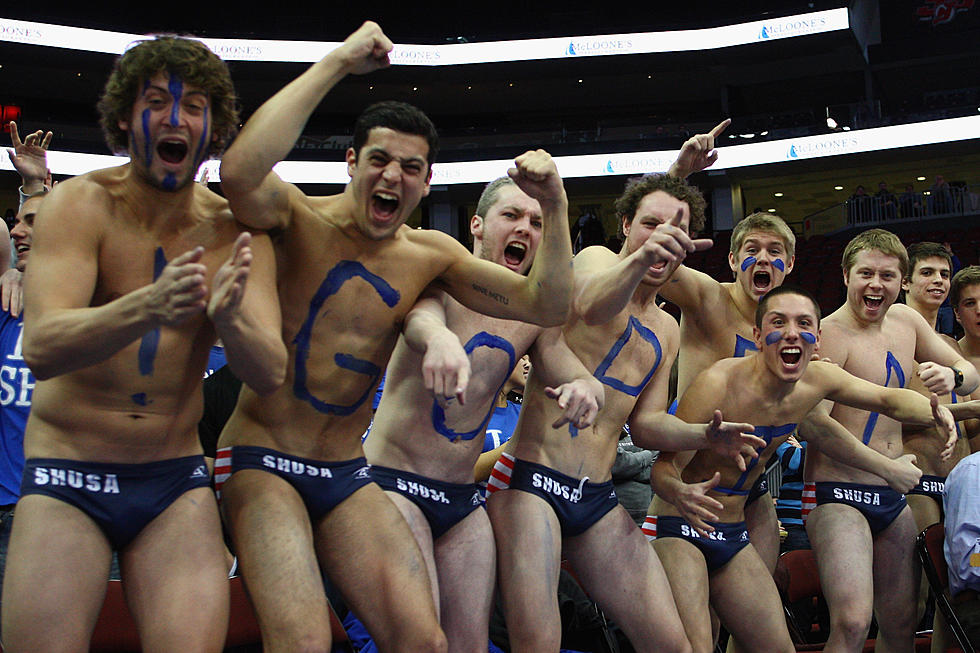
[711,545,794,653]
[2,494,113,653]
[314,482,442,651]
[906,493,941,534]
[566,506,689,653]
[434,507,496,650]
[806,503,875,615]
[871,506,918,640]
[220,468,334,646]
[384,490,438,606]
[745,496,780,574]
[651,536,712,652]
[121,486,228,653]
[486,488,562,642]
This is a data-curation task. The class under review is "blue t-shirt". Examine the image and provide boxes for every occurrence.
[483,401,521,453]
[204,345,227,379]
[0,310,33,504]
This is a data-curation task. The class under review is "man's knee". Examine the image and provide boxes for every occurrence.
[387,621,447,653]
[831,609,873,643]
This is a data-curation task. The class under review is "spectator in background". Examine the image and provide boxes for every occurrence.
[475,355,530,485]
[775,437,809,553]
[875,181,898,221]
[848,185,872,223]
[942,452,980,647]
[900,183,924,219]
[930,174,955,215]
[611,424,656,527]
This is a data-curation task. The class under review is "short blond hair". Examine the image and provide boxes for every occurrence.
[730,212,796,258]
[841,229,909,277]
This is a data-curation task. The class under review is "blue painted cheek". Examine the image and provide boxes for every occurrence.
[800,331,816,344]
[740,256,757,272]
[141,109,153,166]
[765,331,782,346]
[773,258,785,272]
[168,74,183,127]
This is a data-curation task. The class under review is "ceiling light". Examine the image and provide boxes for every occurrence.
[834,185,844,191]
[578,79,583,83]
[760,131,768,136]
[841,126,850,131]
[826,117,838,129]
[917,176,926,181]
[767,208,776,213]
[774,192,783,197]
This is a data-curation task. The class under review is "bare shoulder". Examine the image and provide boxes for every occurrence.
[574,244,619,270]
[36,168,122,230]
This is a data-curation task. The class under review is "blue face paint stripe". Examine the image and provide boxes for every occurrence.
[141,109,153,166]
[136,247,168,382]
[162,173,177,191]
[734,334,758,357]
[773,258,785,272]
[800,331,816,344]
[431,332,516,442]
[593,315,662,396]
[168,74,183,127]
[765,331,782,346]
[293,261,401,415]
[740,256,757,272]
[861,351,906,445]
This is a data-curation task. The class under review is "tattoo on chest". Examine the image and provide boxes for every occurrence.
[293,261,400,415]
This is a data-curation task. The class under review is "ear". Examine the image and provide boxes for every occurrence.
[842,267,850,287]
[785,255,796,275]
[728,250,738,275]
[621,216,631,238]
[470,214,484,239]
[346,148,357,177]
[902,277,911,292]
[420,166,432,199]
[752,326,763,349]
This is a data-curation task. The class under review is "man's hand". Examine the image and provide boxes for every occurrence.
[668,119,731,179]
[917,361,955,395]
[668,472,724,536]
[546,379,602,429]
[930,393,958,460]
[208,233,255,328]
[883,453,922,494]
[420,334,470,404]
[0,269,23,318]
[508,149,565,206]
[636,208,712,271]
[7,122,52,192]
[704,409,765,472]
[148,247,208,326]
[336,21,394,75]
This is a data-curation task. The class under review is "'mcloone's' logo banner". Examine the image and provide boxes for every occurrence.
[757,15,830,40]
[565,38,635,57]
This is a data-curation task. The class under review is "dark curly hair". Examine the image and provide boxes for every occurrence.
[98,36,239,157]
[614,173,706,237]
[353,101,439,168]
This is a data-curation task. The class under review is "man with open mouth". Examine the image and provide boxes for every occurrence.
[648,285,949,653]
[801,228,979,653]
[2,36,286,652]
[657,121,798,602]
[214,21,575,653]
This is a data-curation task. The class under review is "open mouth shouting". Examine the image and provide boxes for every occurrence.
[157,139,188,165]
[780,346,802,366]
[863,295,884,311]
[503,242,528,270]
[753,269,772,292]
[372,191,400,221]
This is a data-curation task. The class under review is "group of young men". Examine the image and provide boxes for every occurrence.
[1,19,977,653]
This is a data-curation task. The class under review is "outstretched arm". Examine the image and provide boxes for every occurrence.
[437,150,573,327]
[207,232,286,395]
[798,402,923,493]
[667,118,730,180]
[220,22,393,230]
[402,289,469,403]
[529,327,603,430]
[650,451,724,535]
[7,121,52,199]
[572,209,711,325]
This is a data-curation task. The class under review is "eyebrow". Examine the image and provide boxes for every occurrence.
[365,147,426,166]
[143,85,208,99]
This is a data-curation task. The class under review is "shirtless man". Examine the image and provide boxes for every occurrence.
[647,285,938,653]
[364,176,603,652]
[662,122,795,576]
[1,36,286,652]
[951,266,980,449]
[802,229,979,652]
[487,172,765,653]
[215,23,574,653]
